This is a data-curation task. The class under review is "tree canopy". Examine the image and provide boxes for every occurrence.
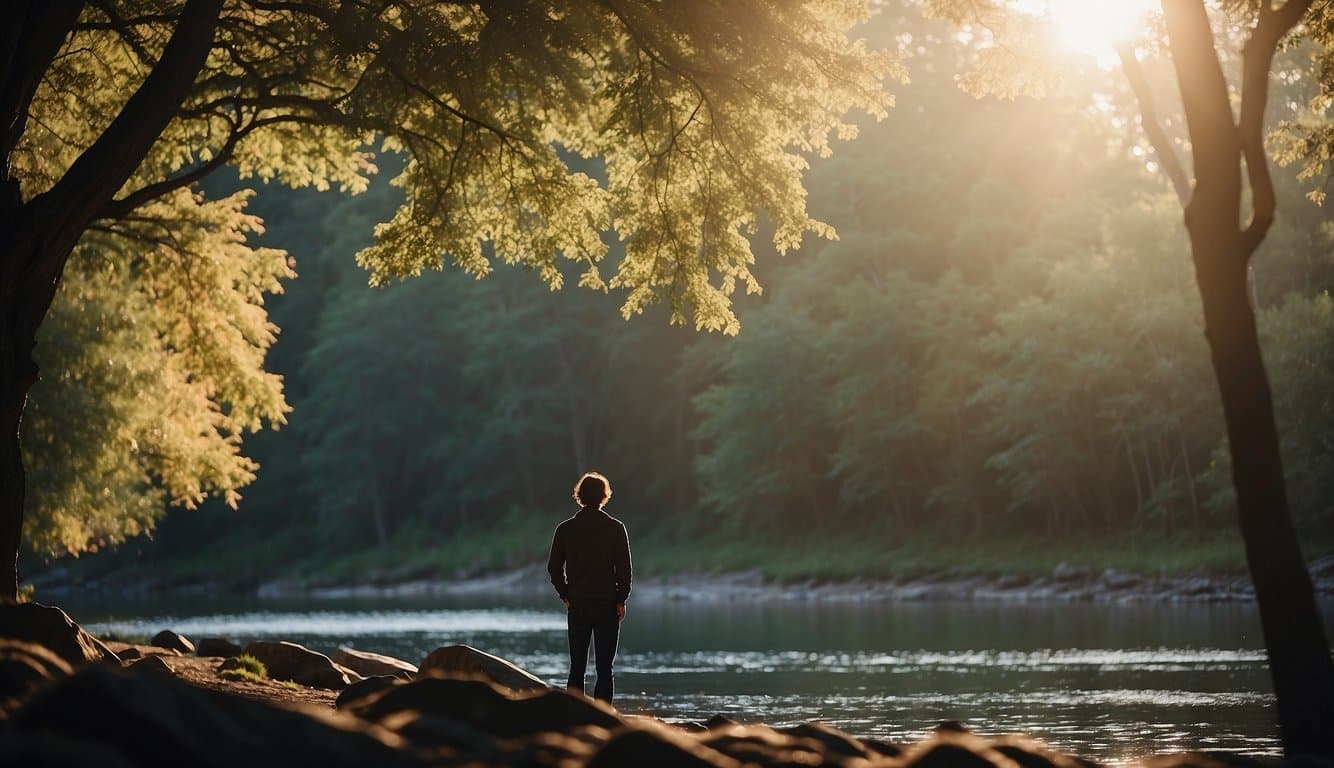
[6,0,895,558]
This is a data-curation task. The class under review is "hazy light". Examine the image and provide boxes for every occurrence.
[1026,0,1156,67]
[1058,0,1155,53]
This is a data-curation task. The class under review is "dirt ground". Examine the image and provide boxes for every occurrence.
[105,642,337,709]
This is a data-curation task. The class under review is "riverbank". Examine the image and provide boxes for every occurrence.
[33,553,1334,605]
[265,555,1334,604]
[5,603,1172,768]
[25,527,1334,603]
[3,601,1310,767]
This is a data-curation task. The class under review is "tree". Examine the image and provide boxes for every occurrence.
[1,1,894,597]
[1130,2,1332,755]
[926,0,1333,755]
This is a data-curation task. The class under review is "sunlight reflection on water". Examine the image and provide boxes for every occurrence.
[85,609,566,637]
[70,597,1312,765]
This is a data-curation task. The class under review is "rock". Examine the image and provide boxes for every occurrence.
[704,714,738,729]
[0,639,73,714]
[419,644,547,691]
[0,602,119,668]
[993,573,1032,590]
[336,675,404,710]
[128,656,174,676]
[106,642,180,662]
[1180,578,1215,596]
[377,711,505,759]
[903,736,1005,768]
[1308,554,1334,581]
[1100,569,1141,590]
[196,638,243,658]
[1050,563,1091,583]
[864,737,903,758]
[992,735,1098,768]
[702,726,831,766]
[242,641,361,690]
[345,676,622,739]
[778,722,873,758]
[7,663,428,767]
[333,647,417,678]
[587,726,739,768]
[151,630,195,655]
[217,656,250,674]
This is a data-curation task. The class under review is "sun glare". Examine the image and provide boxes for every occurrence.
[1044,0,1156,65]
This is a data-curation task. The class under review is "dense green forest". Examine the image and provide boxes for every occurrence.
[23,8,1334,586]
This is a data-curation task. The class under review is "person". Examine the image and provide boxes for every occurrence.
[547,471,632,702]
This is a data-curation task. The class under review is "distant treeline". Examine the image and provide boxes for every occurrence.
[25,10,1333,573]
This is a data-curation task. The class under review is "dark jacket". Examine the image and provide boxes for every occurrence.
[547,507,632,604]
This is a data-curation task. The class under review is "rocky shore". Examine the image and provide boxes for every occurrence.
[0,600,1307,768]
[266,556,1334,604]
[27,555,1334,604]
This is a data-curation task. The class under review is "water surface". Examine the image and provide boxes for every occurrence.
[64,592,1334,764]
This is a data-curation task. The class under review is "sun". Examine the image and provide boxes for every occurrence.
[1044,0,1157,64]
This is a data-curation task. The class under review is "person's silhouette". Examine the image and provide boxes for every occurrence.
[547,471,632,702]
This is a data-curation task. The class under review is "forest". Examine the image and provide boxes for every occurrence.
[21,5,1333,586]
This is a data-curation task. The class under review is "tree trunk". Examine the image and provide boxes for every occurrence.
[0,340,35,602]
[1188,218,1334,757]
[0,0,223,599]
[1,217,43,602]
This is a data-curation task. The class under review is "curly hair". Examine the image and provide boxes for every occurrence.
[573,472,612,508]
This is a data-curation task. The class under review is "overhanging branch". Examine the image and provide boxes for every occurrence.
[1117,44,1192,207]
[1238,0,1313,261]
[21,0,223,335]
[2,2,85,171]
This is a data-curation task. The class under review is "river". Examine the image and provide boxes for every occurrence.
[59,592,1334,764]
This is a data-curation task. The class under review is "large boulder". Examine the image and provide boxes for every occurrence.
[242,641,360,690]
[419,644,547,691]
[195,637,243,658]
[0,639,73,715]
[333,647,417,678]
[4,663,428,767]
[151,630,195,655]
[344,675,623,740]
[0,602,119,668]
[335,675,404,710]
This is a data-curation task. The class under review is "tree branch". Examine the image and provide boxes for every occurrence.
[1117,44,1192,207]
[97,116,242,221]
[21,0,223,334]
[1238,0,1313,261]
[2,1,85,174]
[1162,0,1241,226]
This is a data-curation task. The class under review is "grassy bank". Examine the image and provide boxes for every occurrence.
[37,509,1334,592]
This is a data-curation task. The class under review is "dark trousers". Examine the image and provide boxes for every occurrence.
[566,599,620,701]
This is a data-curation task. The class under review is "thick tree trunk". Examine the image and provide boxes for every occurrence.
[0,343,35,602]
[1188,220,1334,758]
[1,196,42,602]
[0,0,223,599]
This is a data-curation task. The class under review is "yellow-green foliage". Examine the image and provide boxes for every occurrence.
[16,1,896,556]
[219,655,267,684]
[23,190,292,556]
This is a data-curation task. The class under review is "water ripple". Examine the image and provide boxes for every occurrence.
[84,609,566,638]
